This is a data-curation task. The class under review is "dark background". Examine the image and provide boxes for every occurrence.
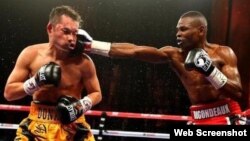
[0,0,249,140]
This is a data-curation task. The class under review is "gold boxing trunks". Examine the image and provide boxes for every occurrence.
[14,102,95,141]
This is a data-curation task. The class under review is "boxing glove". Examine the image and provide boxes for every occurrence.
[23,62,61,95]
[184,48,227,89]
[72,29,111,57]
[56,95,92,124]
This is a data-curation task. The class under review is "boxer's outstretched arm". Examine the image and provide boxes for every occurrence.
[109,43,170,64]
[76,29,170,64]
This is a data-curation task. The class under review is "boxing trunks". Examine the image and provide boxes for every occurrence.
[189,99,246,125]
[14,102,95,141]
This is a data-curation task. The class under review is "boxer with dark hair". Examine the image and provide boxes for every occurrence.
[77,11,247,125]
[4,5,101,140]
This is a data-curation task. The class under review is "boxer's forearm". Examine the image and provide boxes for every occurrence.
[221,80,242,101]
[110,43,169,63]
[90,41,169,63]
[109,43,138,58]
[86,91,102,106]
[4,83,28,101]
[89,41,137,58]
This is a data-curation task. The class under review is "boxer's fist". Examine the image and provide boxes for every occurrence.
[70,29,93,55]
[56,95,92,124]
[77,29,93,47]
[23,62,61,95]
[35,62,61,86]
[184,48,227,89]
[56,95,83,124]
[71,29,111,57]
[184,48,214,76]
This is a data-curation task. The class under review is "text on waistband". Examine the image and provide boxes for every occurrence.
[193,104,230,119]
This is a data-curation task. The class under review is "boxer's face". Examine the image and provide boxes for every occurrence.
[49,15,79,52]
[176,17,201,50]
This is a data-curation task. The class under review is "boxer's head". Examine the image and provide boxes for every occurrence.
[47,5,83,53]
[176,11,207,50]
[49,5,82,28]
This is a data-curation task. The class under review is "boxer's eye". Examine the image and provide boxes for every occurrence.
[179,27,188,32]
[62,28,77,36]
[62,28,71,35]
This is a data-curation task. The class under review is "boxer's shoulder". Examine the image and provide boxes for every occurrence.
[22,43,49,54]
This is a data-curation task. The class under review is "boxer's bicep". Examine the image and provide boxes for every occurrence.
[221,48,242,88]
[7,48,32,84]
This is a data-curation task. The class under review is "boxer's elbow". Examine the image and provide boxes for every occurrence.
[4,87,15,101]
[4,85,25,101]
[225,80,243,100]
[92,92,102,106]
[230,90,242,102]
[235,84,243,99]
[96,92,102,104]
[235,91,242,99]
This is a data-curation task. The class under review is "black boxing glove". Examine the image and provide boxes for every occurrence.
[56,95,92,124]
[184,48,227,89]
[23,62,61,95]
[72,29,111,57]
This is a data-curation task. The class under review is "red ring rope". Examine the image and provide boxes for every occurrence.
[0,104,191,121]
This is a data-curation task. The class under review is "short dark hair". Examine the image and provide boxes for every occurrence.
[180,11,207,27]
[49,5,82,27]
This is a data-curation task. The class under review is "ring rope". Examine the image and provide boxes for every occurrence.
[0,104,191,121]
[0,123,170,139]
[2,104,249,139]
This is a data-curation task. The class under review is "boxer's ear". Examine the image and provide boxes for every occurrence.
[47,22,53,33]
